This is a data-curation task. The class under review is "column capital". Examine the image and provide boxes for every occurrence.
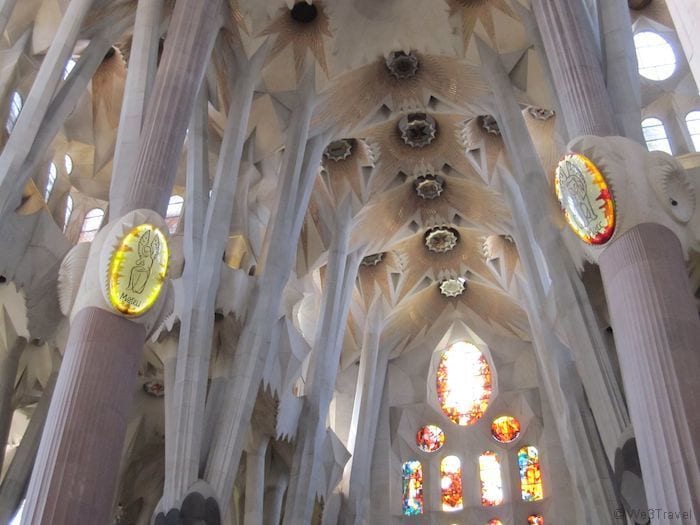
[558,135,699,262]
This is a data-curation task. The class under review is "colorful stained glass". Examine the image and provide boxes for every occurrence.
[528,515,544,525]
[402,460,424,515]
[479,451,504,506]
[436,341,492,426]
[440,455,463,512]
[487,520,504,525]
[416,424,445,453]
[518,446,544,502]
[554,153,615,245]
[491,415,521,443]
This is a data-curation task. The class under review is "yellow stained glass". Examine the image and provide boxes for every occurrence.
[479,451,504,506]
[518,446,544,502]
[108,224,169,316]
[554,153,615,245]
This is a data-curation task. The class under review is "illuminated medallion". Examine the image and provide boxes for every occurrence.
[416,424,445,453]
[437,341,492,425]
[555,154,615,245]
[107,224,169,316]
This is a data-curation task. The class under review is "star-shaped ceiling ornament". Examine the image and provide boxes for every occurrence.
[260,1,332,77]
[446,0,516,46]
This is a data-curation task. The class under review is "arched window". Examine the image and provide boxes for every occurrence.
[641,118,672,154]
[440,455,463,512]
[686,110,700,152]
[63,196,73,233]
[416,424,445,453]
[5,91,22,133]
[64,154,74,175]
[402,460,423,516]
[487,520,503,525]
[79,208,104,242]
[165,195,184,234]
[634,32,676,81]
[518,446,544,502]
[528,515,545,525]
[479,451,504,506]
[44,163,57,201]
[436,341,492,426]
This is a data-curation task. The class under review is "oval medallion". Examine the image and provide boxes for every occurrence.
[107,224,169,316]
[555,154,615,245]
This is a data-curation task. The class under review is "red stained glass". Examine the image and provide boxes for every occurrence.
[491,415,521,443]
[440,455,463,512]
[528,515,545,525]
[416,424,445,453]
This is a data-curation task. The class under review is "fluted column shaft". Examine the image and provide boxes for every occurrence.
[263,468,288,525]
[21,2,221,523]
[22,309,145,524]
[244,435,269,525]
[531,0,617,139]
[599,223,700,523]
[0,337,24,473]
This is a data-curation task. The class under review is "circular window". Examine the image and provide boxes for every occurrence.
[491,415,521,443]
[415,424,445,453]
[634,32,676,81]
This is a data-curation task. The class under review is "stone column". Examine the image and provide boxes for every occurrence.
[0,372,56,524]
[243,434,269,525]
[283,202,362,524]
[0,336,24,473]
[21,2,222,523]
[531,0,618,139]
[664,0,700,87]
[263,463,288,525]
[599,223,700,521]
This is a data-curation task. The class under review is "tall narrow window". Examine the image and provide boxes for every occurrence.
[165,195,184,234]
[63,57,77,79]
[64,196,73,233]
[44,163,57,201]
[634,32,676,81]
[436,341,492,426]
[686,110,700,152]
[6,91,22,133]
[642,117,672,154]
[440,455,463,512]
[479,451,504,506]
[79,208,104,242]
[518,446,544,502]
[402,460,423,516]
[527,515,545,525]
[64,154,74,175]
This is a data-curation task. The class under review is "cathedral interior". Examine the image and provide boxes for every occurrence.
[0,0,699,523]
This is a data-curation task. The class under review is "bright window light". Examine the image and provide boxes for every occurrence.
[642,117,672,154]
[634,32,676,81]
[686,110,700,152]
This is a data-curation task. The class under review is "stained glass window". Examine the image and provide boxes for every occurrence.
[165,195,184,234]
[440,455,463,512]
[518,446,543,502]
[491,415,521,443]
[528,515,544,525]
[416,424,445,453]
[436,341,492,426]
[487,520,503,525]
[479,451,504,506]
[402,460,423,516]
[79,208,104,243]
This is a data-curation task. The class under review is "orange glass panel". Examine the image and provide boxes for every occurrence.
[528,515,545,525]
[491,415,521,443]
[416,424,445,453]
[440,455,463,512]
[479,451,504,506]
